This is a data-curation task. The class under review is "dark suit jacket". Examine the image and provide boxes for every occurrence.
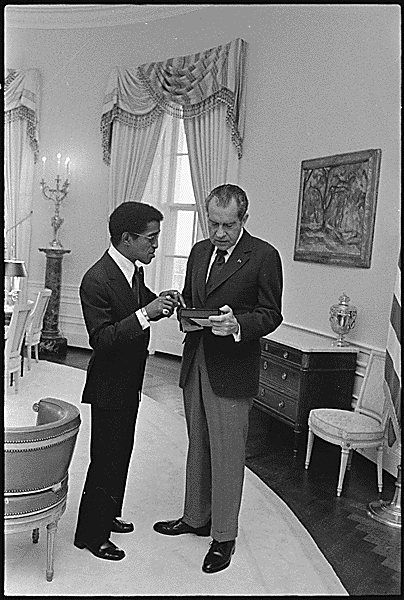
[179,230,283,398]
[79,251,156,410]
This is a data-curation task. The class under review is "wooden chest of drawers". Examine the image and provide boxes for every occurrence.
[254,330,357,456]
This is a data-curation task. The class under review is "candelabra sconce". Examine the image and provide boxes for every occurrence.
[329,292,357,347]
[40,154,70,248]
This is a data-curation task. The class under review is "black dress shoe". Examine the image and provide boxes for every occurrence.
[111,517,134,533]
[202,539,236,573]
[153,517,211,536]
[74,538,125,561]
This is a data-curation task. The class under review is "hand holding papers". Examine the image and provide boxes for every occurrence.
[179,308,221,332]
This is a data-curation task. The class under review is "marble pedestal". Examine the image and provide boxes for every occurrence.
[38,247,71,359]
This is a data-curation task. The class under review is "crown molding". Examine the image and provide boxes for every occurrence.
[5,4,210,30]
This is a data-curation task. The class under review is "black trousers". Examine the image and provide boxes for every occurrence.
[74,396,140,546]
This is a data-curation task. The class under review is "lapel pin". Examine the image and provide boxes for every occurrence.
[237,258,242,263]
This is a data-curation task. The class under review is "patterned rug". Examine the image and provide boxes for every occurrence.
[5,361,348,596]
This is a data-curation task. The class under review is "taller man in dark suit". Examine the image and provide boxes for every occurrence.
[74,201,182,561]
[153,184,283,573]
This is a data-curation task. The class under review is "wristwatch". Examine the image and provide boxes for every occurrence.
[140,307,150,321]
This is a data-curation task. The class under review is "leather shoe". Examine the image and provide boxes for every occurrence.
[202,539,236,573]
[111,517,134,533]
[74,538,125,561]
[153,517,211,537]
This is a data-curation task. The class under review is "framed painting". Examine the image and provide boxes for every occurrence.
[293,149,381,268]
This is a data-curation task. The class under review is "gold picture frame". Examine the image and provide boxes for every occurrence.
[293,149,382,268]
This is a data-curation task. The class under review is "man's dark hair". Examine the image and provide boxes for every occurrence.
[109,201,163,247]
[205,184,248,220]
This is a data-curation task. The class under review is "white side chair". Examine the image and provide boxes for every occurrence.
[5,303,32,394]
[305,352,387,497]
[24,288,52,370]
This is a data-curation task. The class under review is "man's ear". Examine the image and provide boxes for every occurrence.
[242,213,249,226]
[121,232,131,245]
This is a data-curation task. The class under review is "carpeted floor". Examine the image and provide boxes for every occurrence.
[5,361,348,596]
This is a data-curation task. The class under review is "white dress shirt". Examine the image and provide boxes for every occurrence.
[108,244,149,330]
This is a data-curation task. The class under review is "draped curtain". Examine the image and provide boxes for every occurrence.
[101,38,248,235]
[4,68,40,301]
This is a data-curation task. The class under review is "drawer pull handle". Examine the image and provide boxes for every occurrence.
[283,351,289,359]
[264,344,268,352]
[263,360,268,370]
[281,372,287,380]
[278,400,285,409]
[260,388,265,397]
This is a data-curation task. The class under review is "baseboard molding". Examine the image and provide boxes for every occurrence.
[65,330,91,349]
[30,283,385,357]
[29,282,400,477]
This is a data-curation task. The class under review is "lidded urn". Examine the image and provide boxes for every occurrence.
[329,292,357,346]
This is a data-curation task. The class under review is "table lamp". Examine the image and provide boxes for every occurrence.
[4,260,28,306]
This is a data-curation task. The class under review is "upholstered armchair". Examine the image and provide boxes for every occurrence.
[5,397,81,581]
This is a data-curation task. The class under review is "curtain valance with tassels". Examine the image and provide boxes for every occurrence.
[101,38,247,164]
[5,68,40,162]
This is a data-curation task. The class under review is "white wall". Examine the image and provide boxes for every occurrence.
[6,5,401,351]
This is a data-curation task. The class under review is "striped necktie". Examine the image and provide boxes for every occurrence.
[206,249,227,292]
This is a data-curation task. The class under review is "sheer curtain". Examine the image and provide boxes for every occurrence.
[184,103,240,235]
[101,39,248,230]
[107,114,167,215]
[4,68,40,302]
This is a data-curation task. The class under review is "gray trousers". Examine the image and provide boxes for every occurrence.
[182,340,253,542]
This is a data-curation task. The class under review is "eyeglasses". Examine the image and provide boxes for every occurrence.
[130,231,160,244]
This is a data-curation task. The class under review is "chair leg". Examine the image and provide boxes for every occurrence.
[14,371,19,394]
[376,444,383,493]
[34,343,39,363]
[305,427,314,469]
[46,521,58,582]
[32,528,39,544]
[337,447,350,497]
[27,344,32,370]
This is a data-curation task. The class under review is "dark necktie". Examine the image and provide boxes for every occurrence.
[206,249,227,292]
[131,267,141,305]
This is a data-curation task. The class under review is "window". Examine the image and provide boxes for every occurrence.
[142,117,202,293]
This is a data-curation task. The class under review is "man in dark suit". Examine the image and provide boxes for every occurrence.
[74,201,182,561]
[153,184,283,573]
